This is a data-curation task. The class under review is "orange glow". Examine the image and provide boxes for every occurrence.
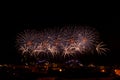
[59,68,62,72]
[68,38,75,43]
[114,69,120,76]
[82,38,87,43]
[101,69,105,72]
[26,41,32,46]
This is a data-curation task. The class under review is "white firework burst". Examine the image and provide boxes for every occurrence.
[96,42,110,55]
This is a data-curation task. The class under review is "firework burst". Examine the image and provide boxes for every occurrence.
[16,30,39,54]
[96,42,110,55]
[16,26,109,58]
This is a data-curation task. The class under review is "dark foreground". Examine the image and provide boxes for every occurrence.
[0,66,120,80]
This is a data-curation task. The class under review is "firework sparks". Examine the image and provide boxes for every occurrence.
[16,30,39,54]
[16,26,109,58]
[96,42,110,55]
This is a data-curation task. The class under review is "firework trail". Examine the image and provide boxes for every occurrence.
[96,42,110,55]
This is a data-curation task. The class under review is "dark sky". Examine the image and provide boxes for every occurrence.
[1,14,120,65]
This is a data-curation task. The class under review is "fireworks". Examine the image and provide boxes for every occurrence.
[16,26,109,58]
[16,29,39,55]
[96,42,110,55]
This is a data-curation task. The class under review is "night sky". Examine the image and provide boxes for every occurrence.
[1,14,120,65]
